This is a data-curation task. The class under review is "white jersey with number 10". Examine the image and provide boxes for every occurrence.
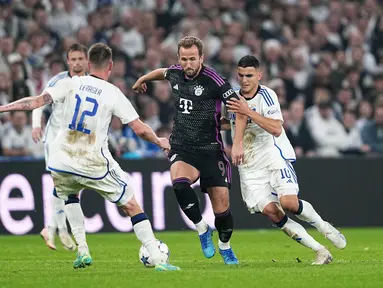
[223,85,295,170]
[45,75,139,178]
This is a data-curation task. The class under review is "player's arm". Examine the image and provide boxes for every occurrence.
[113,88,170,153]
[220,117,231,130]
[31,106,45,143]
[220,84,246,165]
[220,103,231,130]
[0,79,69,113]
[0,92,53,113]
[227,94,282,137]
[132,68,167,93]
[128,119,164,147]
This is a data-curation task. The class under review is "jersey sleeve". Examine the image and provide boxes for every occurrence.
[163,64,182,81]
[218,81,239,105]
[45,78,72,103]
[259,88,283,121]
[113,87,139,124]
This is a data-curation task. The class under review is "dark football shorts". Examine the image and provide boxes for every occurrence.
[168,149,232,193]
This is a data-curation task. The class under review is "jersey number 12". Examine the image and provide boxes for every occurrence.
[68,94,99,135]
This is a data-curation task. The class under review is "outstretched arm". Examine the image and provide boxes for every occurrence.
[132,68,167,93]
[0,92,52,113]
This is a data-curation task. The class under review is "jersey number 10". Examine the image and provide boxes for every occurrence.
[68,94,99,135]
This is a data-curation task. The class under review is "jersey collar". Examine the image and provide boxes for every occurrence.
[89,74,103,80]
[240,85,261,101]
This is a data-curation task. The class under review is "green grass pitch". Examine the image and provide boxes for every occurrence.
[1,228,383,288]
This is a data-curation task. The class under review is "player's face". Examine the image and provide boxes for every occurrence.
[67,50,88,75]
[178,45,203,78]
[237,66,262,94]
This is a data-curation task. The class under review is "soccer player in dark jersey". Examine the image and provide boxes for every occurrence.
[133,36,247,265]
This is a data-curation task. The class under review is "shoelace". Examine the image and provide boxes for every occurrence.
[222,249,236,262]
[200,230,211,249]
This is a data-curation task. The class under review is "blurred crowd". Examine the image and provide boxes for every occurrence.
[1,0,383,159]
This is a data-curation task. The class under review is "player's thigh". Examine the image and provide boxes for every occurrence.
[239,168,278,214]
[84,166,134,206]
[168,150,200,182]
[270,161,300,198]
[51,171,83,201]
[199,152,231,192]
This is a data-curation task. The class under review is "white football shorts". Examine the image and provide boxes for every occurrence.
[239,160,299,213]
[51,160,133,206]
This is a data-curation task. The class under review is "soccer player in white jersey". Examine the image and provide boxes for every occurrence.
[32,43,88,251]
[223,55,346,265]
[0,43,180,271]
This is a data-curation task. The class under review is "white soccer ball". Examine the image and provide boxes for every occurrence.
[139,240,170,267]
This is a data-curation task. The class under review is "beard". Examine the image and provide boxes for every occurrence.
[72,66,83,74]
[184,68,197,78]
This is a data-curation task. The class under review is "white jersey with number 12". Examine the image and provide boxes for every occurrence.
[45,75,139,178]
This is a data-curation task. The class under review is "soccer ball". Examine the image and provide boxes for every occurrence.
[139,240,170,268]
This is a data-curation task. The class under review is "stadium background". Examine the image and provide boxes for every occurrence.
[0,0,383,234]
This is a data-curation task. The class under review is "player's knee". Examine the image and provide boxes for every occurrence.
[121,198,143,217]
[173,180,191,193]
[262,203,284,223]
[280,196,299,213]
[64,194,79,205]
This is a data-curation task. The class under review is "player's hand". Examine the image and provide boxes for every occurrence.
[32,127,43,143]
[226,96,251,116]
[158,137,170,155]
[132,79,147,93]
[231,142,244,166]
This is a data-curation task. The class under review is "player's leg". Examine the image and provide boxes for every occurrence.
[206,186,238,264]
[41,190,75,251]
[40,192,60,250]
[52,188,76,251]
[241,167,331,265]
[63,193,92,269]
[118,195,180,271]
[261,201,332,265]
[51,171,91,268]
[87,164,180,271]
[201,153,237,264]
[277,162,346,249]
[169,152,214,258]
[40,144,59,250]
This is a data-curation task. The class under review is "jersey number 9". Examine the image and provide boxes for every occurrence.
[69,94,99,135]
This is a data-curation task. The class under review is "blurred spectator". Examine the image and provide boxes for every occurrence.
[341,109,369,155]
[361,103,383,154]
[108,116,136,158]
[307,99,348,157]
[286,99,316,157]
[356,100,373,130]
[1,111,34,157]
[152,81,174,125]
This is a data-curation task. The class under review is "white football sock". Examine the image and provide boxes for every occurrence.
[47,196,64,235]
[295,200,326,232]
[281,217,324,252]
[51,196,69,234]
[195,219,208,235]
[133,219,163,264]
[64,203,88,254]
[218,239,231,250]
